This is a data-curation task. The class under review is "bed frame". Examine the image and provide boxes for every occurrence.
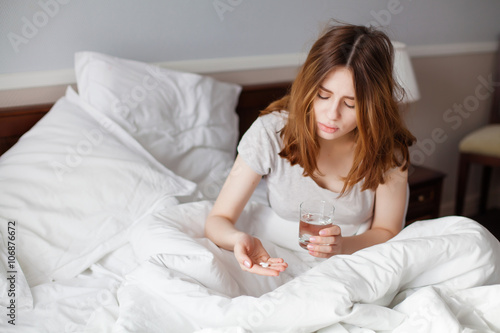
[0,82,292,157]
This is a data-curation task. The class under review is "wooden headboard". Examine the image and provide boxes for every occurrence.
[0,81,291,156]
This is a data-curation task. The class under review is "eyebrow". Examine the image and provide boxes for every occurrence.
[319,85,355,100]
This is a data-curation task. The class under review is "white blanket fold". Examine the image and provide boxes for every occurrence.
[115,202,500,333]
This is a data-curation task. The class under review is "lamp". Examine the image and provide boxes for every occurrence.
[392,41,420,104]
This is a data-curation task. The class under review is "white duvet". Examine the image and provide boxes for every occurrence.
[108,201,500,333]
[2,200,500,332]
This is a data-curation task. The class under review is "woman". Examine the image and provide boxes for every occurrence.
[205,23,415,277]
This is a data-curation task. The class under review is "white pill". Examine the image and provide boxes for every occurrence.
[259,262,269,268]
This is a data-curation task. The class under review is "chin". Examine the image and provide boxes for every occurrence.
[319,133,340,141]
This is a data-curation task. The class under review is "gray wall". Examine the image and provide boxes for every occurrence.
[1,0,500,74]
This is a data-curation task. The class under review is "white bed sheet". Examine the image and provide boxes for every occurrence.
[0,243,137,332]
[2,163,500,333]
[112,201,500,333]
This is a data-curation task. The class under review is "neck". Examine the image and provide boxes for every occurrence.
[318,131,357,154]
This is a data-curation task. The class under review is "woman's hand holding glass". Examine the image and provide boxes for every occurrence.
[234,233,288,276]
[306,225,343,258]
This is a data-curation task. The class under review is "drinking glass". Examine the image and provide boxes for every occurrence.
[298,200,335,249]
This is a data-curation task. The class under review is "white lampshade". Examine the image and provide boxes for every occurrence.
[392,41,420,104]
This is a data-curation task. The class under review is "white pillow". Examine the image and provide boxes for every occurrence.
[75,51,242,200]
[0,90,196,286]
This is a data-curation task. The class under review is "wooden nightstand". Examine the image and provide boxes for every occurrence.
[406,165,446,225]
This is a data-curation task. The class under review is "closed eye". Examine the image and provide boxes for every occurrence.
[344,101,355,109]
[317,93,329,100]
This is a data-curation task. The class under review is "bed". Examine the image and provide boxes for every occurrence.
[0,51,499,333]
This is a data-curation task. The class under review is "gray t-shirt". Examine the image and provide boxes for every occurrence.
[237,111,374,236]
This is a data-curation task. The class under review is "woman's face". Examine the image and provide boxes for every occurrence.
[312,67,357,142]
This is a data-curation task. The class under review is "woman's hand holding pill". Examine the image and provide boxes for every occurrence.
[234,233,288,276]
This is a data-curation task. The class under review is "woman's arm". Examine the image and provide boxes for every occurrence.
[341,166,408,254]
[307,167,408,257]
[205,155,261,250]
[205,155,287,275]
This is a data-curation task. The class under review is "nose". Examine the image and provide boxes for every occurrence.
[326,99,341,120]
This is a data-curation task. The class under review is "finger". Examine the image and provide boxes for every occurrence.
[319,225,341,236]
[240,260,286,275]
[308,249,332,259]
[237,260,253,270]
[234,247,253,269]
[263,261,288,272]
[236,256,253,269]
[257,254,271,264]
[266,257,285,264]
[307,243,331,253]
[307,243,338,255]
[258,257,287,271]
[308,236,336,245]
[249,265,282,276]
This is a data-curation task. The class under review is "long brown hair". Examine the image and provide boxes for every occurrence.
[262,23,416,195]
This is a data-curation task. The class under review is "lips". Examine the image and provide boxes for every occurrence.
[318,122,338,134]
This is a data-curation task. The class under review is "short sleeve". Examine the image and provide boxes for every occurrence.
[237,112,285,176]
